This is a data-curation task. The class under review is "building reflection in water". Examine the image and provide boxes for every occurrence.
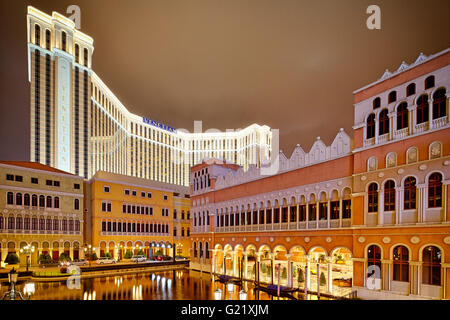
[0,270,327,300]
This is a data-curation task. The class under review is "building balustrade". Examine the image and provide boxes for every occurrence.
[432,115,448,129]
[394,127,409,139]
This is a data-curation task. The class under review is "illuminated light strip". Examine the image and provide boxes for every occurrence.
[28,6,52,24]
[91,98,270,153]
[52,11,75,28]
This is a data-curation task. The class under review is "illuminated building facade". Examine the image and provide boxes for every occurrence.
[27,7,272,186]
[84,171,191,259]
[189,48,450,300]
[0,161,84,265]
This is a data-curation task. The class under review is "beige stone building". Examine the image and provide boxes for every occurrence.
[0,161,84,266]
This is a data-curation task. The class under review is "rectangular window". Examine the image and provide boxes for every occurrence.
[147,192,152,198]
[164,195,168,200]
[141,191,145,197]
[309,204,317,220]
[104,186,110,193]
[123,204,126,213]
[46,180,52,186]
[6,174,14,181]
[107,203,112,212]
[31,177,39,184]
[299,205,306,221]
[124,189,130,195]
[74,183,80,189]
[53,181,60,187]
[15,175,23,182]
[132,190,137,196]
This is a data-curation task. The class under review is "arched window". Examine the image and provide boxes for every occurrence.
[34,24,40,46]
[373,97,381,109]
[416,95,429,124]
[75,44,80,64]
[432,88,446,119]
[393,246,409,282]
[7,192,14,205]
[39,195,45,207]
[368,183,378,212]
[397,102,408,130]
[32,194,37,207]
[367,245,382,279]
[384,180,395,211]
[309,195,317,221]
[16,216,23,230]
[406,83,416,96]
[46,196,52,208]
[54,197,59,209]
[32,217,38,230]
[24,216,30,230]
[425,75,435,90]
[428,173,442,208]
[193,242,197,258]
[422,246,441,286]
[388,91,397,104]
[16,193,22,206]
[39,217,45,230]
[53,218,59,231]
[8,216,15,230]
[61,31,67,52]
[404,177,416,210]
[45,29,51,50]
[199,242,203,258]
[24,194,30,206]
[379,109,389,135]
[366,114,375,139]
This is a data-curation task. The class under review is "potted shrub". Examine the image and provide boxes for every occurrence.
[320,272,327,286]
[58,253,72,262]
[124,250,133,259]
[136,250,146,257]
[4,253,20,269]
[38,253,52,266]
[297,268,305,283]
[281,267,287,279]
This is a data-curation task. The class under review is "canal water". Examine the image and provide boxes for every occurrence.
[0,269,327,300]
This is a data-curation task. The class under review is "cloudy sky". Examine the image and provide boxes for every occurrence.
[0,0,449,160]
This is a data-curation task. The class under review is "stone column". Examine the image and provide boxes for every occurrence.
[381,259,391,291]
[296,204,299,229]
[408,105,415,135]
[388,112,395,140]
[271,254,276,284]
[305,203,309,229]
[378,188,384,226]
[417,184,426,223]
[305,255,311,290]
[428,98,433,129]
[286,254,292,287]
[232,251,237,277]
[375,118,379,143]
[326,256,333,294]
[409,261,420,296]
[316,203,319,229]
[339,198,343,228]
[327,200,331,228]
[244,253,248,280]
[271,207,274,231]
[443,181,449,222]
[396,187,402,225]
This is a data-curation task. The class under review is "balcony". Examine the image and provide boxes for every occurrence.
[414,121,428,134]
[432,116,448,129]
[363,137,375,147]
[394,127,409,139]
[378,133,389,144]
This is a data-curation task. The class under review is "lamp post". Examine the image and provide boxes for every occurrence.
[20,245,35,272]
[227,282,234,300]
[214,288,222,300]
[84,245,95,267]
[0,268,28,300]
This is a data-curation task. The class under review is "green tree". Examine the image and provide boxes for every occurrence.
[37,253,52,264]
[297,268,305,283]
[103,252,112,258]
[155,250,163,256]
[58,253,72,262]
[4,253,19,264]
[320,272,327,286]
[136,250,146,257]
[281,267,287,279]
[89,252,98,261]
[124,250,133,259]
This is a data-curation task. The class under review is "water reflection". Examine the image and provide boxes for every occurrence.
[0,270,328,300]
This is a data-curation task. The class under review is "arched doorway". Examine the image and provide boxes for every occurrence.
[223,244,233,276]
[331,247,353,296]
[290,246,307,289]
[108,241,115,258]
[258,245,272,284]
[73,242,80,260]
[52,241,60,261]
[273,245,288,286]
[245,245,257,281]
[214,244,223,274]
[308,247,328,293]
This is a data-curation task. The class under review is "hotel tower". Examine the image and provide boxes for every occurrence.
[27,7,272,186]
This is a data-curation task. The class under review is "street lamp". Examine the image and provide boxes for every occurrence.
[227,282,234,300]
[0,268,28,300]
[84,245,95,267]
[214,288,222,300]
[20,245,35,272]
[239,289,247,300]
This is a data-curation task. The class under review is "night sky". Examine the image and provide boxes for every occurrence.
[0,0,449,161]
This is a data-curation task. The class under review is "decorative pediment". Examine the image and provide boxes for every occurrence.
[279,150,289,171]
[414,52,427,64]
[380,69,392,80]
[331,128,351,157]
[396,61,409,73]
